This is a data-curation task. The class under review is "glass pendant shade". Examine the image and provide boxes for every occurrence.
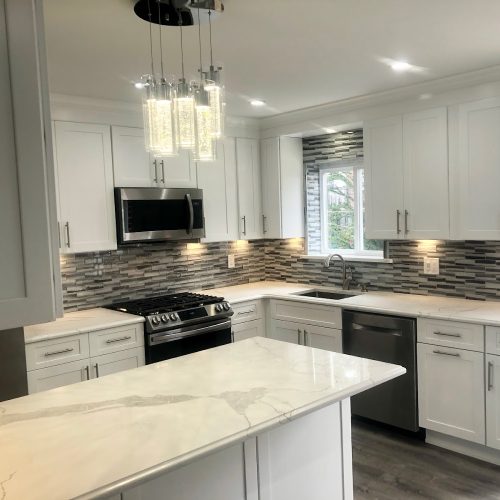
[204,81,224,138]
[194,87,216,162]
[154,79,177,157]
[142,77,158,153]
[175,79,196,150]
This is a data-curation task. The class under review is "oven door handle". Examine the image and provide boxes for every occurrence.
[185,193,194,235]
[150,320,232,345]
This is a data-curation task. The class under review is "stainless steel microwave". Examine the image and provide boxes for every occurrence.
[115,187,205,244]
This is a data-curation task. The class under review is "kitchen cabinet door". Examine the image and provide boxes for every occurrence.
[91,347,145,379]
[232,319,265,342]
[304,326,342,353]
[450,97,500,239]
[417,343,485,444]
[160,149,197,188]
[261,137,304,239]
[403,107,449,239]
[364,116,404,240]
[0,0,61,329]
[111,126,153,187]
[198,138,239,242]
[486,354,500,450]
[27,359,90,394]
[236,138,262,240]
[269,320,302,345]
[54,121,117,253]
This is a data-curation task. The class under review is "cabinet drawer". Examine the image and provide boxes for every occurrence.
[89,323,144,357]
[417,318,484,352]
[25,334,90,371]
[232,319,265,342]
[486,327,500,356]
[232,300,263,324]
[270,300,342,329]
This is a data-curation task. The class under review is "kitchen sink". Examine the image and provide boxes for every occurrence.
[296,290,360,300]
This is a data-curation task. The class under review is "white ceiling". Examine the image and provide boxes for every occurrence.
[43,0,500,118]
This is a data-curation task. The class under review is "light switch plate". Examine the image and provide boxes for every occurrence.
[423,257,439,275]
[227,254,235,269]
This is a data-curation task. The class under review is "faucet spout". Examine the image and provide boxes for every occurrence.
[323,253,352,290]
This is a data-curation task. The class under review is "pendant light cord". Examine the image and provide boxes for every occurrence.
[208,9,214,67]
[179,22,185,80]
[197,6,203,82]
[147,0,155,76]
[157,1,164,78]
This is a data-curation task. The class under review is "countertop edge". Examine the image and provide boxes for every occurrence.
[76,363,406,499]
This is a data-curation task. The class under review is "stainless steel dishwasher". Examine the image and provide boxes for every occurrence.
[342,310,418,432]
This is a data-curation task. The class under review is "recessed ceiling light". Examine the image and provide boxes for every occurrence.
[250,99,266,107]
[323,128,337,134]
[391,61,412,73]
[134,82,146,89]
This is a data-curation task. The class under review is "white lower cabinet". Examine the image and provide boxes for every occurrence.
[270,319,342,353]
[27,359,90,394]
[232,319,265,343]
[91,347,145,379]
[486,354,500,450]
[417,343,485,444]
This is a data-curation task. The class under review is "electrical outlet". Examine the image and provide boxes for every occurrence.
[423,257,439,275]
[227,254,235,269]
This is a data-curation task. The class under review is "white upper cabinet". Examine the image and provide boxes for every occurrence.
[450,97,500,240]
[403,108,449,239]
[364,116,404,240]
[261,137,304,239]
[53,121,117,254]
[198,138,239,242]
[0,0,61,329]
[365,108,449,240]
[111,126,197,188]
[236,138,262,240]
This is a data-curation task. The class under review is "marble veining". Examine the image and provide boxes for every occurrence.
[0,338,404,500]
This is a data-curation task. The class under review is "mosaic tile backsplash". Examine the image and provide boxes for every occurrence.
[61,238,500,311]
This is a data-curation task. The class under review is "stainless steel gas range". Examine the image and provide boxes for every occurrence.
[107,292,233,364]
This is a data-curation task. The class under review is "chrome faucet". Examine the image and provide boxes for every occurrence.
[323,253,353,290]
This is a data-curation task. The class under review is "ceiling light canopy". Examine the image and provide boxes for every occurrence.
[250,99,266,107]
[136,0,225,163]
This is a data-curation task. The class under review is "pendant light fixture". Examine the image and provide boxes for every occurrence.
[203,9,224,139]
[175,21,196,150]
[193,5,216,161]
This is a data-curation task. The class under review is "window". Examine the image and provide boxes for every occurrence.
[319,162,383,256]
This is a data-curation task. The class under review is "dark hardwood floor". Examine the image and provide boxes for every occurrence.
[352,419,500,500]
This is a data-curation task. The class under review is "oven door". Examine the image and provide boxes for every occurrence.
[115,187,205,244]
[146,319,232,364]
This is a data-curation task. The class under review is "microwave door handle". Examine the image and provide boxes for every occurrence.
[185,193,194,235]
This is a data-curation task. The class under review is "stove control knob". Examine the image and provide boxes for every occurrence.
[151,316,160,326]
[169,313,177,321]
[215,304,223,312]
[160,314,169,323]
[223,302,230,311]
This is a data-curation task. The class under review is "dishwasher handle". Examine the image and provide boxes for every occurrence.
[351,322,403,336]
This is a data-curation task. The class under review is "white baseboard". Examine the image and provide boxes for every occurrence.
[426,430,500,466]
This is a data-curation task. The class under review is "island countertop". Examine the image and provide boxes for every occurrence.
[0,338,404,500]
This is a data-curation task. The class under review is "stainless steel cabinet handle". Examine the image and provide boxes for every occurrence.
[242,216,247,235]
[160,160,165,183]
[404,210,409,235]
[83,365,90,380]
[434,331,462,338]
[297,328,301,344]
[94,363,100,378]
[44,347,74,357]
[237,310,254,316]
[262,215,267,234]
[153,159,158,183]
[488,361,494,391]
[231,331,235,343]
[396,210,401,234]
[433,350,460,357]
[185,193,194,235]
[57,221,61,249]
[105,335,132,344]
[64,222,71,248]
[304,330,309,346]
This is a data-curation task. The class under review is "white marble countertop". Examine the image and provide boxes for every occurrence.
[0,337,404,500]
[24,308,144,344]
[202,281,500,327]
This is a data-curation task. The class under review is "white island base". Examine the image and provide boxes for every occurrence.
[120,400,352,500]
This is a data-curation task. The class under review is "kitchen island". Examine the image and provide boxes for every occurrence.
[0,337,404,500]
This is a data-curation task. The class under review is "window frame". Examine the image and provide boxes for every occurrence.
[319,160,382,257]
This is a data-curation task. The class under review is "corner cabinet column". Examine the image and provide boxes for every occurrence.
[0,0,61,329]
